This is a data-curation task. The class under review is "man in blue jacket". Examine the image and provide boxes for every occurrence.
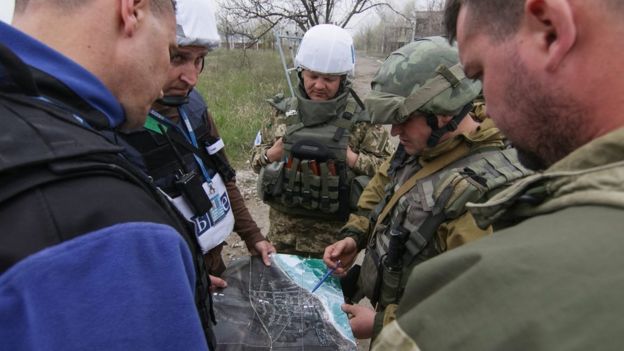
[0,1,211,350]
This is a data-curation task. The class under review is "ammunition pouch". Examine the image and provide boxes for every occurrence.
[358,220,411,308]
[257,137,355,220]
[378,260,403,308]
[358,236,384,306]
[257,162,284,201]
[340,264,364,304]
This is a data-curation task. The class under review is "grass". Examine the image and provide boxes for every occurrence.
[195,49,290,167]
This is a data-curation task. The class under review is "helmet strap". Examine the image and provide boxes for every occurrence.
[158,95,190,107]
[426,102,474,147]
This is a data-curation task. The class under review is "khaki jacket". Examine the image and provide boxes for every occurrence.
[374,127,624,350]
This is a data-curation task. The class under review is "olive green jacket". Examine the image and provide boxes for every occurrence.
[373,127,624,351]
[342,118,506,251]
[344,118,524,338]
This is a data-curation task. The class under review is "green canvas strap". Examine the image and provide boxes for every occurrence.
[332,99,358,141]
[301,160,313,205]
[401,63,467,117]
[320,162,331,210]
[374,142,471,229]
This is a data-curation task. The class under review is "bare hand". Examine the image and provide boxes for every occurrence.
[209,274,227,292]
[346,146,359,168]
[266,138,284,163]
[250,240,276,266]
[342,304,375,339]
[323,237,358,276]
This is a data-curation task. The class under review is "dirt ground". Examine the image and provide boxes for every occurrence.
[221,54,383,350]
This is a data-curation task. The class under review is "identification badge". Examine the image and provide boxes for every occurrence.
[168,173,235,252]
[206,138,225,155]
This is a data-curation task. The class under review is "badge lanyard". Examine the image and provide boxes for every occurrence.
[148,108,212,183]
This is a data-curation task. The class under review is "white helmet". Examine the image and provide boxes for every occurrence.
[295,24,355,76]
[0,0,14,23]
[175,0,221,49]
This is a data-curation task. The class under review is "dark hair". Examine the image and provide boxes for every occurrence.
[151,0,177,16]
[444,0,524,44]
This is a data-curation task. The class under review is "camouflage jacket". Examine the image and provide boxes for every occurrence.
[250,91,393,256]
[373,127,624,351]
[342,118,531,338]
[342,117,502,251]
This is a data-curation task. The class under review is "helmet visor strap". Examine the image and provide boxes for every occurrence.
[426,102,473,147]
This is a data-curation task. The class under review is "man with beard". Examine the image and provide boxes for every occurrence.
[372,0,624,350]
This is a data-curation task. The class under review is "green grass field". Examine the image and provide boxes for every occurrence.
[195,49,290,167]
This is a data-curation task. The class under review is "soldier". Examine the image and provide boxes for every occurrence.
[251,24,393,257]
[323,37,530,341]
[120,0,275,289]
[371,0,624,350]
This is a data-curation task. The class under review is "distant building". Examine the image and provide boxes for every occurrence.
[382,11,445,53]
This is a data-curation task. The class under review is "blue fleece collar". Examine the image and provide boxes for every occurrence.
[0,21,125,128]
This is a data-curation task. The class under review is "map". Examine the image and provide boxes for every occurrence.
[212,254,357,350]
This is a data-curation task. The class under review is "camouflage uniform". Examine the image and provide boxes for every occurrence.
[342,117,530,337]
[337,37,530,339]
[251,83,393,257]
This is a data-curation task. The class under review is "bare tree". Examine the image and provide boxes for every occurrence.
[354,0,446,55]
[219,0,397,44]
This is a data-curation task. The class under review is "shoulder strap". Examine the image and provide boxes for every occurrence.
[349,87,366,110]
[332,98,358,142]
[146,118,236,182]
[375,143,471,226]
[435,148,533,219]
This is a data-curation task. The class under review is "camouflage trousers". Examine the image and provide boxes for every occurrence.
[267,207,346,258]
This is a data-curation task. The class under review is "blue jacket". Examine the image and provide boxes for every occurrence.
[0,21,209,350]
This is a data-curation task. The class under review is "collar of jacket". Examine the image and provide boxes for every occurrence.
[420,118,505,162]
[295,80,353,126]
[0,21,123,129]
[468,127,624,229]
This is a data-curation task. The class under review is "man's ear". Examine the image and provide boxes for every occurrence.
[119,0,147,36]
[525,0,577,71]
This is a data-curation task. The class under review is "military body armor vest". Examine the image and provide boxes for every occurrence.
[359,147,531,308]
[123,95,236,254]
[258,86,366,221]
